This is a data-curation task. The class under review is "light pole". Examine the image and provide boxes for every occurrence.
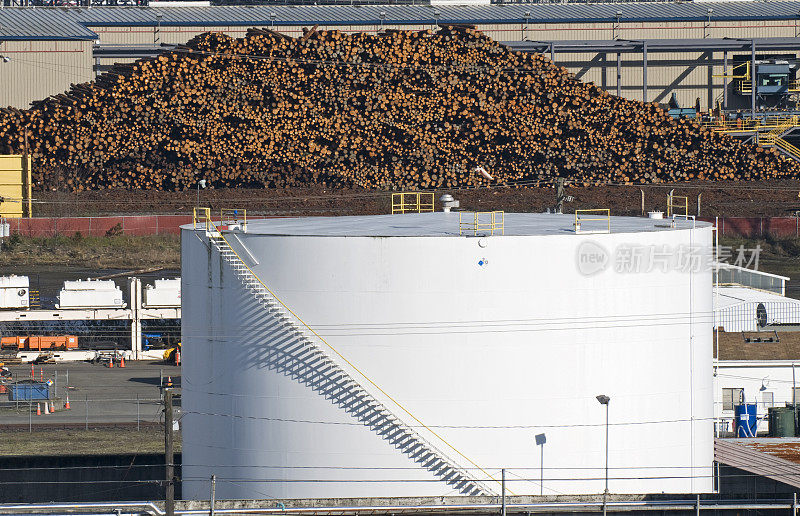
[155,12,162,46]
[523,11,531,42]
[596,394,611,516]
[614,12,622,97]
[270,12,277,29]
[196,179,206,207]
[379,11,386,32]
[535,433,546,495]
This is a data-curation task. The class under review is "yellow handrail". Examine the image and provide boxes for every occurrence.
[204,220,504,494]
[458,211,505,236]
[666,194,688,218]
[574,209,610,234]
[773,137,800,160]
[193,207,212,231]
[704,115,800,135]
[391,192,435,214]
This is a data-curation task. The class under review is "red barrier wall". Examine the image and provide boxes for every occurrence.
[700,217,800,238]
[7,215,276,237]
[7,215,192,237]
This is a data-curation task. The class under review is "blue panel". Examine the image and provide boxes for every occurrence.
[9,383,50,401]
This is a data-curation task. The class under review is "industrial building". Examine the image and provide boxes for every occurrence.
[181,210,713,500]
[712,267,800,436]
[3,1,800,109]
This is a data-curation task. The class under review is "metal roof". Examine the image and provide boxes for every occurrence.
[508,37,800,54]
[7,1,800,40]
[0,9,98,40]
[715,438,800,490]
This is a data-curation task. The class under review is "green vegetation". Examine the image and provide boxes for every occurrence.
[720,235,800,282]
[0,234,180,268]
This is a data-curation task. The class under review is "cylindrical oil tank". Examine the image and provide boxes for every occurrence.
[768,406,796,437]
[181,212,713,500]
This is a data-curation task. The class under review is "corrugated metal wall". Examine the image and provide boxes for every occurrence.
[513,20,799,107]
[3,19,799,109]
[0,40,93,109]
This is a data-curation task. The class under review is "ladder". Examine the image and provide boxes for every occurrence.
[199,226,497,497]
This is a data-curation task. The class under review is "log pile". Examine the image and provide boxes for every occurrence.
[0,25,795,191]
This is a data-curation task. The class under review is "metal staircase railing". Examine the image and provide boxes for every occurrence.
[704,114,800,136]
[194,215,499,497]
[769,136,800,161]
[757,117,800,161]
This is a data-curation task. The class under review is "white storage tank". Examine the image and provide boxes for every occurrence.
[0,275,29,309]
[143,278,181,308]
[56,279,125,309]
[181,212,713,500]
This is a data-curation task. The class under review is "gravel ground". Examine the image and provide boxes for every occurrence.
[0,428,177,456]
[33,181,800,218]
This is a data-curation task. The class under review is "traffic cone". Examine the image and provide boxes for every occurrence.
[120,356,125,368]
[43,401,49,415]
[64,397,71,410]
[49,401,55,413]
[36,403,41,416]
[166,376,173,388]
[108,356,114,368]
[175,348,181,366]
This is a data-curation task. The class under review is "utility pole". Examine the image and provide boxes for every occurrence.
[210,475,216,516]
[165,388,175,516]
[793,364,797,434]
[501,468,506,516]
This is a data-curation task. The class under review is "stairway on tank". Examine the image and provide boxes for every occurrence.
[197,226,498,497]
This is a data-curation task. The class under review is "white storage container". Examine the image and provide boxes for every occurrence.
[56,279,125,309]
[143,278,181,308]
[0,275,29,309]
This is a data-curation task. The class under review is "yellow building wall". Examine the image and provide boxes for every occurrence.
[0,154,32,218]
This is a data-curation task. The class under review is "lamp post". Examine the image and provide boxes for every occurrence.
[155,12,162,46]
[379,11,386,31]
[196,179,206,207]
[535,433,546,496]
[614,12,622,97]
[705,8,713,39]
[523,11,531,42]
[596,394,611,516]
[270,12,277,29]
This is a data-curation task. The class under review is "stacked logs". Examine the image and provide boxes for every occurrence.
[0,25,796,191]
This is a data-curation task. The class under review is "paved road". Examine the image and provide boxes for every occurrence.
[0,361,181,425]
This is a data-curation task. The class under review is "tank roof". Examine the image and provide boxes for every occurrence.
[197,212,711,237]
